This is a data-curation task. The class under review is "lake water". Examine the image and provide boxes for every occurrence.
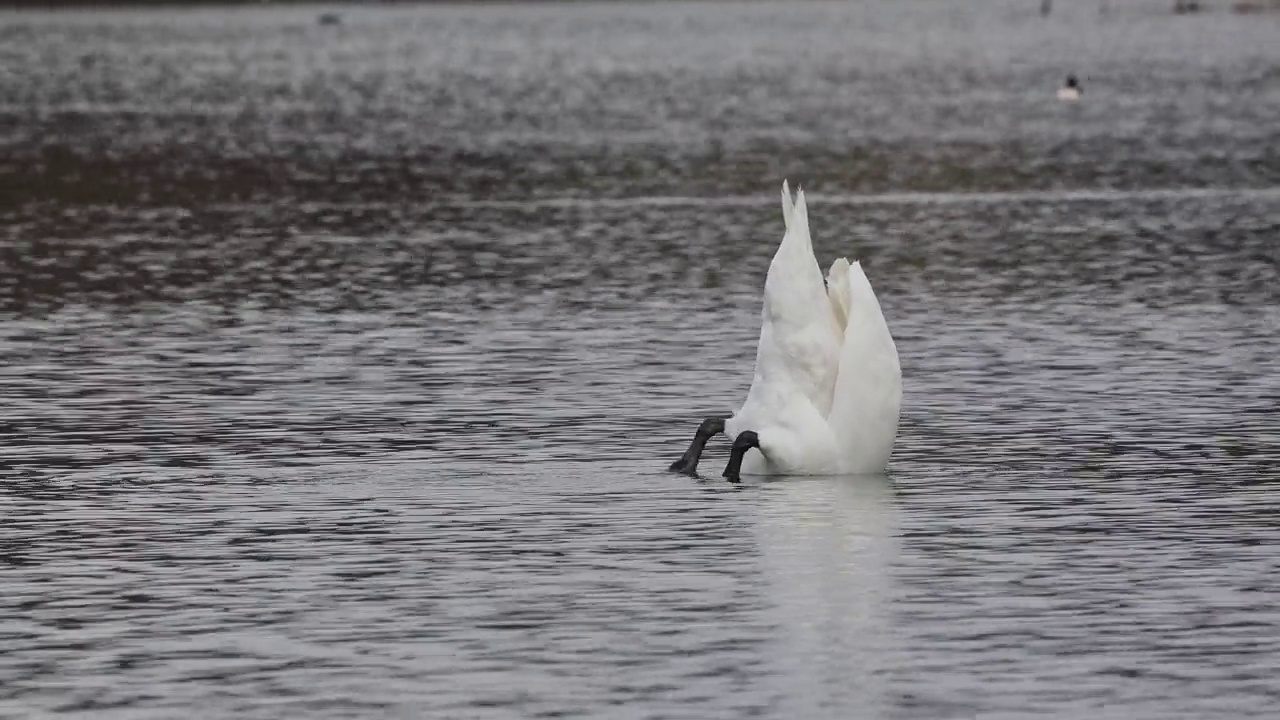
[2,1,1279,717]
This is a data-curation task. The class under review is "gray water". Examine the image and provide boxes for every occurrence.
[2,1,1280,718]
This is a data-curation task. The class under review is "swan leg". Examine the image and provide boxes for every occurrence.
[668,416,729,476]
[722,431,761,483]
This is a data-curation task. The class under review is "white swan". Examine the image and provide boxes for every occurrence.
[669,181,902,480]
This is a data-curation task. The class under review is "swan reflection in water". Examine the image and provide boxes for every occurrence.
[747,472,899,715]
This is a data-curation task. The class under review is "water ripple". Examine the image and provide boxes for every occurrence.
[3,1,1280,718]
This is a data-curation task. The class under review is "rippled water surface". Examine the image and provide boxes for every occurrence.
[3,1,1280,718]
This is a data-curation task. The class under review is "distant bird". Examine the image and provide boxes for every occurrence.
[1058,75,1082,101]
[318,13,342,26]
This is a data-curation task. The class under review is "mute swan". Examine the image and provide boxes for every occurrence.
[669,181,902,481]
[1058,75,1082,101]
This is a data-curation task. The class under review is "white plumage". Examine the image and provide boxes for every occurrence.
[723,181,902,476]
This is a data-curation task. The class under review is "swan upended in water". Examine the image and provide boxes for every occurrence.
[669,181,902,481]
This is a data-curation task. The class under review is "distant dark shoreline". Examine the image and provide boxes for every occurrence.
[3,0,671,6]
[0,0,620,8]
[11,1,449,6]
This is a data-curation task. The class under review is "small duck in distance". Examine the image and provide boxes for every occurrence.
[1058,75,1082,101]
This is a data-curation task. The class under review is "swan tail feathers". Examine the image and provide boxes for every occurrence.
[758,183,843,419]
[766,184,825,324]
[781,180,794,231]
[791,187,812,256]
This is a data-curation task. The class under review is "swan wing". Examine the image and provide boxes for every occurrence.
[826,257,852,335]
[826,260,902,473]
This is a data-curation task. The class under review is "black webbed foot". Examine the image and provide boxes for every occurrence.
[668,415,730,476]
[722,430,761,483]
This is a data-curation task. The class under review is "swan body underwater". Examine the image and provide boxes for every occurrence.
[669,181,902,481]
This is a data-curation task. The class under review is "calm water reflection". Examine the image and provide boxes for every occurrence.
[2,0,1279,718]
